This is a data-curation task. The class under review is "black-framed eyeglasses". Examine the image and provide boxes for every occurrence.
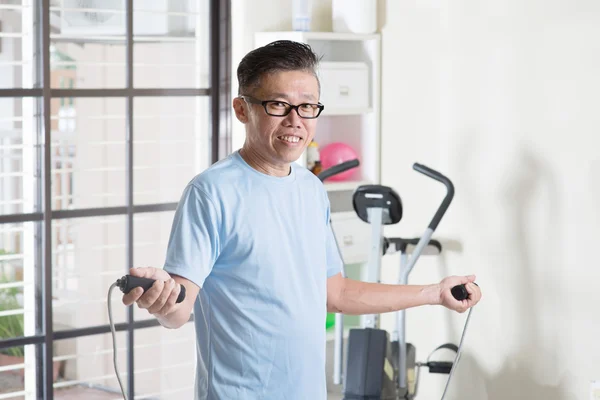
[240,95,325,119]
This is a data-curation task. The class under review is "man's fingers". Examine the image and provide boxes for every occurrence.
[444,275,476,290]
[157,282,181,316]
[458,274,476,284]
[121,267,175,310]
[466,282,482,304]
[441,276,481,313]
[137,280,164,309]
[129,267,156,279]
[147,279,175,314]
[122,287,143,306]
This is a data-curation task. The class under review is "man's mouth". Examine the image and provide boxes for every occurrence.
[278,135,301,144]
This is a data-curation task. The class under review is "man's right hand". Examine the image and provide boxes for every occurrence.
[121,267,183,317]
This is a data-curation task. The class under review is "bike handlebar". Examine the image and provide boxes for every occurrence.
[413,163,455,231]
[317,159,360,182]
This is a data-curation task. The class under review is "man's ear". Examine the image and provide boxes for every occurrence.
[233,97,249,123]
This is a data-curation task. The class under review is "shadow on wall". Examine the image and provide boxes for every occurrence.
[442,139,577,399]
[446,352,574,400]
[590,159,600,231]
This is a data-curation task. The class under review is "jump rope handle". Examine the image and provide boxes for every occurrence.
[451,283,478,301]
[116,275,186,303]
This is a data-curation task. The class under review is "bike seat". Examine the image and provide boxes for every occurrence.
[353,185,402,225]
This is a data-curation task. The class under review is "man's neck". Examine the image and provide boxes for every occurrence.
[239,146,291,177]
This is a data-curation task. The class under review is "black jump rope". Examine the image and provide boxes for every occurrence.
[107,160,476,400]
[107,275,186,399]
[108,274,475,400]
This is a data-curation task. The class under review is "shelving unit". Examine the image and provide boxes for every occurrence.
[254,31,382,194]
[251,31,382,272]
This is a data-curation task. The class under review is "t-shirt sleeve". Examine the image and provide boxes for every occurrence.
[325,200,344,278]
[163,184,221,288]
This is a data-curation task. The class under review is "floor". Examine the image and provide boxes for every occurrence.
[54,387,119,399]
[0,374,119,399]
[1,348,347,400]
[0,375,345,399]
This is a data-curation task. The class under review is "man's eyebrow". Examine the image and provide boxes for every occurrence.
[268,93,317,102]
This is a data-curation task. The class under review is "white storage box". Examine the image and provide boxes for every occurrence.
[318,62,370,112]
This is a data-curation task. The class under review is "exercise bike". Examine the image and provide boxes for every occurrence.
[318,160,472,400]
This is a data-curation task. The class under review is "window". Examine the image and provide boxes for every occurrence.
[0,1,230,399]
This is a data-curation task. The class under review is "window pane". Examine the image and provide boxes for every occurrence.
[134,324,196,399]
[0,97,39,216]
[50,2,126,89]
[53,332,128,398]
[133,211,175,321]
[133,0,209,88]
[0,344,38,399]
[1,221,38,342]
[51,97,126,210]
[0,3,37,89]
[52,216,127,331]
[134,97,210,204]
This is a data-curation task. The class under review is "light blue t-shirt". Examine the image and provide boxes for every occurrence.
[163,150,343,400]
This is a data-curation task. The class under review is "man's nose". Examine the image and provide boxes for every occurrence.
[284,107,303,127]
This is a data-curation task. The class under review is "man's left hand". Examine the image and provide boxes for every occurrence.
[437,275,482,313]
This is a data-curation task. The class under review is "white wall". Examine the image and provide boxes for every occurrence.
[233,1,600,399]
[379,1,600,399]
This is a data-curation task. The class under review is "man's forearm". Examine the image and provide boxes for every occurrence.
[333,278,441,315]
